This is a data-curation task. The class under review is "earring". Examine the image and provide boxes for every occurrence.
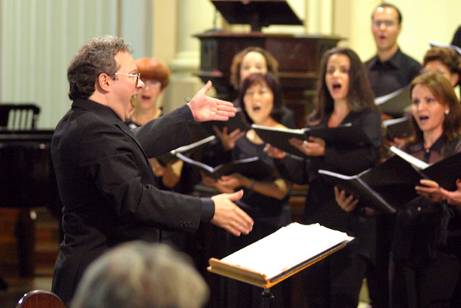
[445,110,450,115]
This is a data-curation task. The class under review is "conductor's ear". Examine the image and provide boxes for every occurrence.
[97,73,112,92]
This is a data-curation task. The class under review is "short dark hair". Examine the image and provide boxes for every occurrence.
[238,73,284,123]
[309,47,376,124]
[67,36,131,100]
[372,3,402,25]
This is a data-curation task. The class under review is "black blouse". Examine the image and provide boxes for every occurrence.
[233,136,290,225]
[392,136,461,263]
[276,108,382,261]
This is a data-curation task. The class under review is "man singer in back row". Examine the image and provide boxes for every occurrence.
[50,36,254,304]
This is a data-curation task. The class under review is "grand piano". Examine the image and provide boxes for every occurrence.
[0,126,57,277]
[0,104,60,276]
[0,130,55,210]
[196,0,341,128]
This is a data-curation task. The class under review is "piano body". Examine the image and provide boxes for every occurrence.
[0,129,57,277]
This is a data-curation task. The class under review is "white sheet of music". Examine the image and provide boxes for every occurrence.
[221,223,353,280]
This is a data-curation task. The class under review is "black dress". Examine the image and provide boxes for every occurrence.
[275,108,382,308]
[390,136,461,308]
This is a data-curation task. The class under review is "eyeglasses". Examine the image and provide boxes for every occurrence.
[372,20,397,28]
[114,72,141,86]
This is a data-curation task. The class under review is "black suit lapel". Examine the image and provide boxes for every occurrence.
[115,123,153,172]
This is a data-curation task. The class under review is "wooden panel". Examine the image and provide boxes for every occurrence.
[196,32,341,127]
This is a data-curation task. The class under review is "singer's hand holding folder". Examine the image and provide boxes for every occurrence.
[318,146,461,214]
[252,124,372,157]
[208,223,353,288]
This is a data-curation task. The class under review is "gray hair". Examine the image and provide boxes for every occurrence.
[67,36,131,100]
[71,242,209,308]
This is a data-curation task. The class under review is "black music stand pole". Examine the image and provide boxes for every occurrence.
[261,288,274,308]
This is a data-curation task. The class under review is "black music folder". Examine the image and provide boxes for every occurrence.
[252,124,372,158]
[383,116,414,140]
[208,222,353,288]
[155,135,216,166]
[375,86,411,118]
[176,153,273,180]
[319,146,461,214]
[204,110,250,134]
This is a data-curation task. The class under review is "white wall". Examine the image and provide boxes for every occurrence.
[0,0,152,128]
[0,0,120,128]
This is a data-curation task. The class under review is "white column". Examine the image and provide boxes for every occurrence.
[162,0,216,111]
[306,0,333,34]
[332,0,381,61]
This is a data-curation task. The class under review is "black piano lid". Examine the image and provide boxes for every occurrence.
[0,129,55,208]
[0,129,54,142]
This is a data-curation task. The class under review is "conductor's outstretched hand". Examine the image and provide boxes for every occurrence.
[211,190,253,236]
[187,81,237,122]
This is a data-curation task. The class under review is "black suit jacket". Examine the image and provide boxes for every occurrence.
[51,99,211,303]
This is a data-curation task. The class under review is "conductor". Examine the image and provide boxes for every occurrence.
[51,36,253,304]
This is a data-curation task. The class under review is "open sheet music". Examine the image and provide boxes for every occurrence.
[154,135,215,165]
[375,86,411,117]
[204,110,250,134]
[208,223,353,288]
[383,116,413,140]
[318,146,461,213]
[176,153,273,180]
[252,124,371,158]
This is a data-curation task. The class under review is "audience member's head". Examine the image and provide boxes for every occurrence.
[238,73,283,124]
[230,47,279,90]
[423,47,461,88]
[71,242,209,308]
[67,36,131,100]
[410,71,461,143]
[311,47,375,123]
[371,3,402,54]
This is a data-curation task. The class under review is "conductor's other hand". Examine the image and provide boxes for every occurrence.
[211,190,253,236]
[187,81,237,122]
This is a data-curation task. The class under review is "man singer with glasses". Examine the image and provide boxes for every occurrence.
[366,3,421,98]
[364,4,421,308]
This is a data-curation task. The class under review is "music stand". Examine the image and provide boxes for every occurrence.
[261,288,275,308]
[208,223,353,308]
[211,0,303,31]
